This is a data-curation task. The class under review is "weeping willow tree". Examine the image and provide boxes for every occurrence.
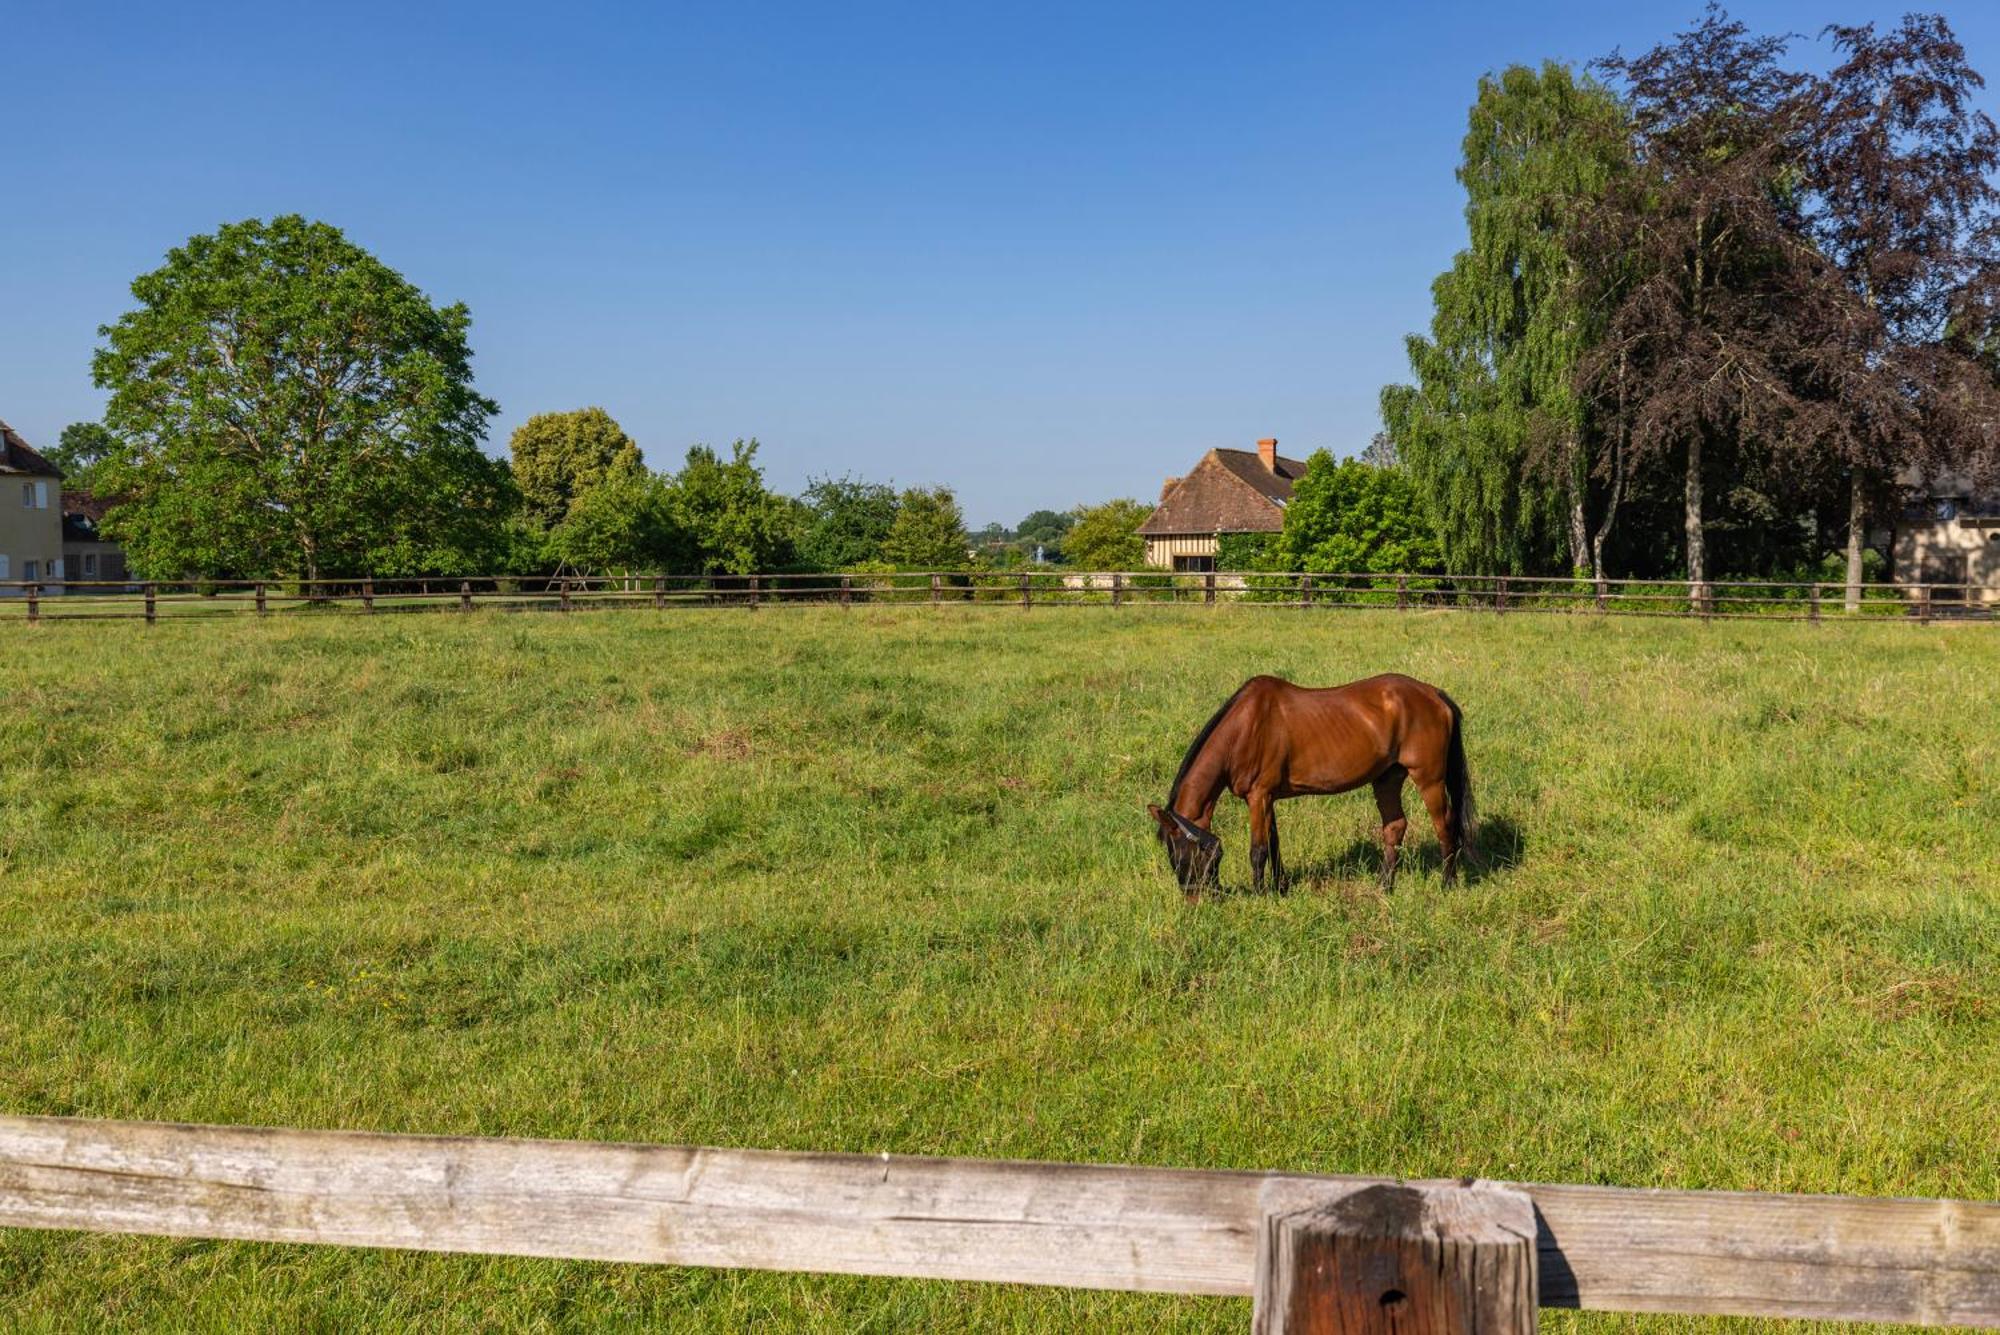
[1382,63,1631,578]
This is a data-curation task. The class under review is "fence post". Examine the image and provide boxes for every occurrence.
[840,574,852,608]
[1595,579,1608,615]
[145,584,156,625]
[1397,574,1409,612]
[560,580,572,613]
[1809,583,1821,624]
[1302,573,1315,607]
[1205,571,1216,605]
[458,581,473,613]
[930,573,941,607]
[26,583,38,624]
[1919,583,1932,625]
[1496,576,1509,615]
[1020,571,1031,609]
[748,575,761,609]
[1253,1182,1537,1335]
[1111,572,1123,607]
[362,579,375,613]
[255,582,267,616]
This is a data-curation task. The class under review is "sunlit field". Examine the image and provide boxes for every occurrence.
[1,606,1995,1331]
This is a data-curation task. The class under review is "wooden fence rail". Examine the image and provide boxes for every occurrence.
[0,572,1995,624]
[1,1117,1996,1329]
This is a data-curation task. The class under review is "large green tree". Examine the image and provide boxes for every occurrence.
[1062,498,1149,570]
[668,440,797,574]
[509,407,644,528]
[797,475,900,569]
[93,215,510,580]
[880,486,969,568]
[49,422,116,492]
[1382,63,1630,579]
[1274,452,1442,574]
[546,467,681,574]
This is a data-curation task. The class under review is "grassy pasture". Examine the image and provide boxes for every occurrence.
[1,606,1995,1331]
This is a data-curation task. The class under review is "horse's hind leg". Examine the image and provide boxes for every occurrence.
[1373,767,1409,893]
[1415,776,1459,885]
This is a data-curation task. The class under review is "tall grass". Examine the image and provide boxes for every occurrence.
[0,608,1994,1331]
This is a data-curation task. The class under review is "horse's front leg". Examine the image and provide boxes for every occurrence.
[1247,789,1278,894]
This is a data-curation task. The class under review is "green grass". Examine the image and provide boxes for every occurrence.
[1,606,1995,1331]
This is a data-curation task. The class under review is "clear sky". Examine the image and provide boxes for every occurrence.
[5,2,1997,526]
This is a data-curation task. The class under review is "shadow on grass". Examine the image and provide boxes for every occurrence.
[1275,812,1526,895]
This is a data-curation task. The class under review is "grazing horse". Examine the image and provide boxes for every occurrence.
[1146,674,1474,900]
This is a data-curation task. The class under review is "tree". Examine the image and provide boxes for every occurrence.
[1274,452,1442,574]
[546,466,681,574]
[1015,508,1073,558]
[1062,498,1149,570]
[1383,63,1631,580]
[1585,10,1823,601]
[49,422,116,491]
[668,439,797,574]
[509,407,644,528]
[92,215,509,580]
[1803,14,2000,609]
[881,486,969,568]
[797,474,899,569]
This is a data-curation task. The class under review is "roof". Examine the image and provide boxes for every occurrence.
[1138,447,1309,536]
[0,420,61,478]
[62,489,118,542]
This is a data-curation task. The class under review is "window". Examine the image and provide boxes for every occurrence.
[83,553,98,577]
[1173,554,1216,573]
[23,560,38,581]
[33,482,48,509]
[0,555,9,579]
[20,483,29,508]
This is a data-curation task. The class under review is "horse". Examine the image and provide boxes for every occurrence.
[1146,673,1474,901]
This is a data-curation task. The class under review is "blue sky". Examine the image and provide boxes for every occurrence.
[5,2,1997,525]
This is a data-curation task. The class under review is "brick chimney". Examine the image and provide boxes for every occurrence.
[1257,438,1278,472]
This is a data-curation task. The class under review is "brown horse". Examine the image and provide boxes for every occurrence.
[1147,674,1474,900]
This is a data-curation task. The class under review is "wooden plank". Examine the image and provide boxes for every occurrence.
[1254,1182,1535,1335]
[0,1118,1996,1325]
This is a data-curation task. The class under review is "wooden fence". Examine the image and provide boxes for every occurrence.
[0,571,1992,623]
[2,1116,1996,1331]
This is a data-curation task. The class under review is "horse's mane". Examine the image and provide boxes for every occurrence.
[1167,680,1251,811]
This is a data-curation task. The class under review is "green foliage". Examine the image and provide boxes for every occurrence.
[1215,532,1279,571]
[49,422,116,491]
[880,486,969,569]
[798,475,900,570]
[508,408,644,528]
[668,440,797,575]
[1275,451,1443,574]
[1383,64,1630,576]
[1062,498,1149,570]
[92,215,510,580]
[1015,508,1073,557]
[546,467,680,574]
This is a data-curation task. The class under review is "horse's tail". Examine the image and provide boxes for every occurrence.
[1439,689,1477,860]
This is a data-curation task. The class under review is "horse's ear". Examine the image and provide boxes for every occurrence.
[1146,803,1171,832]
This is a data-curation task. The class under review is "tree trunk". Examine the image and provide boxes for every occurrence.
[1844,470,1865,613]
[1564,426,1590,579]
[1685,433,1706,610]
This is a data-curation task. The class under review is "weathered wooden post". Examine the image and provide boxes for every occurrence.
[1111,572,1124,607]
[1020,571,1031,609]
[930,573,941,607]
[1254,1181,1536,1335]
[1496,577,1509,615]
[1397,574,1409,612]
[840,574,853,608]
[1205,571,1217,605]
[1809,583,1821,623]
[362,578,375,613]
[460,581,475,613]
[748,575,761,609]
[559,580,572,613]
[26,583,39,624]
[1919,583,1932,624]
[255,582,268,616]
[144,584,156,625]
[1594,580,1608,615]
[1302,573,1315,607]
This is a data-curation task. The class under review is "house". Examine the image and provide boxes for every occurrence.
[1137,437,1308,571]
[1894,473,2000,606]
[62,490,131,586]
[0,419,63,592]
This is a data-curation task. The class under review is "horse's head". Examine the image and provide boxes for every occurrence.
[1147,803,1221,895]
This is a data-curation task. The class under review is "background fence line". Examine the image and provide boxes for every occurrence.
[2,1116,1997,1328]
[0,570,1990,624]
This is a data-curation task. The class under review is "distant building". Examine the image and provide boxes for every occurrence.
[1895,473,2000,606]
[1137,437,1307,571]
[0,420,63,591]
[62,490,131,586]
